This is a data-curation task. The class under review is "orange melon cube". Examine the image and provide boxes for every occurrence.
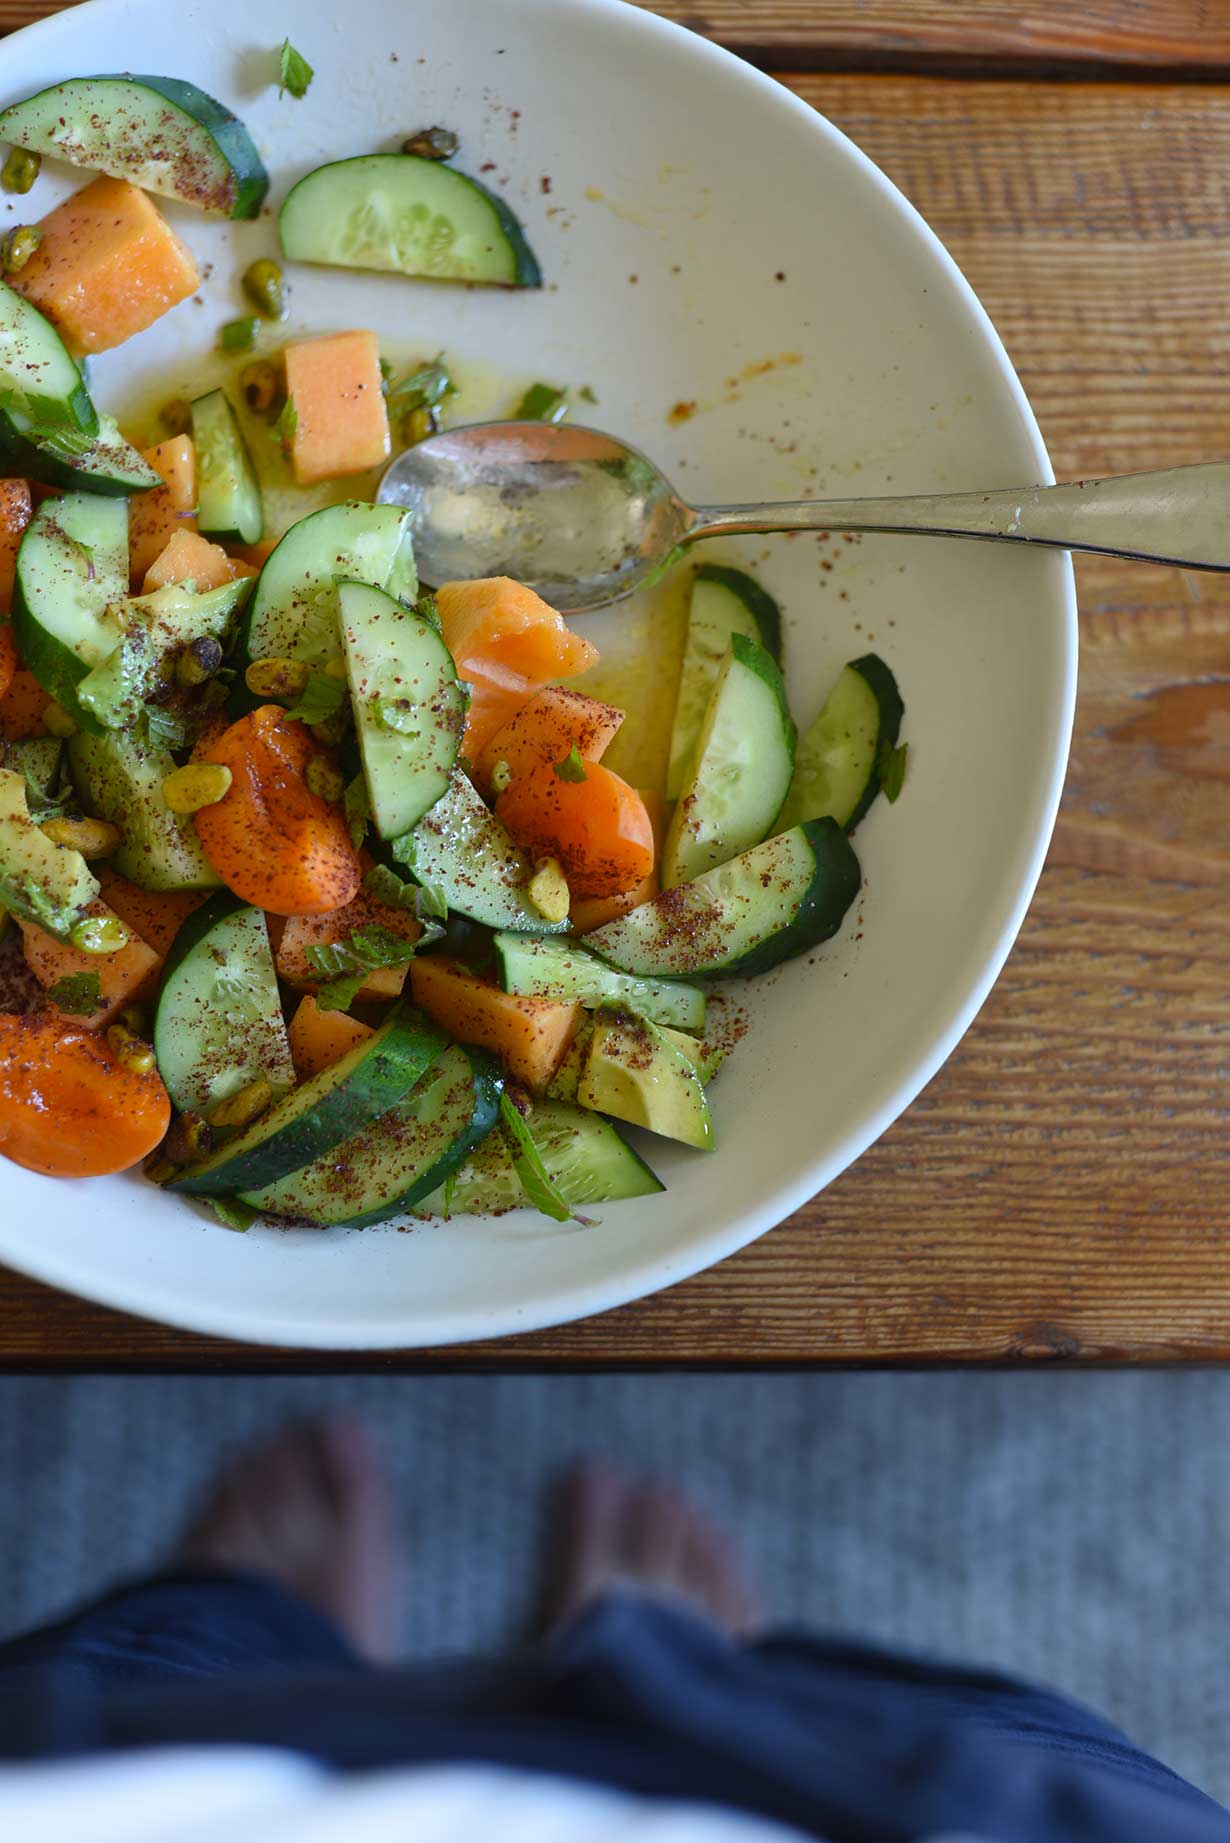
[143,527,253,592]
[283,329,390,486]
[436,577,600,761]
[0,480,33,613]
[288,995,374,1081]
[20,902,161,1029]
[474,685,624,793]
[129,435,197,585]
[13,175,200,355]
[0,666,50,738]
[571,788,665,933]
[409,954,582,1094]
[94,868,208,960]
[276,872,421,1003]
[228,535,279,570]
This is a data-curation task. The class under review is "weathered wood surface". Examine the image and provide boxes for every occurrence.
[1,11,1228,1363]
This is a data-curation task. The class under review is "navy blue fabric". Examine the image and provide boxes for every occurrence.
[0,1571,1226,1841]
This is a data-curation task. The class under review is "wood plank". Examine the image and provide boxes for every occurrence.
[636,3,1230,69]
[5,66,1230,1362]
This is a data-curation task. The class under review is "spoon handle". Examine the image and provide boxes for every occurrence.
[687,462,1230,571]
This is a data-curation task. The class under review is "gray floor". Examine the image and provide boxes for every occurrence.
[0,1373,1223,1802]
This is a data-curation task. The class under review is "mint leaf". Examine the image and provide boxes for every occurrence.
[144,704,193,750]
[386,354,456,417]
[878,739,908,804]
[499,1091,581,1224]
[48,970,102,1015]
[305,922,421,982]
[219,315,259,354]
[272,393,298,447]
[364,861,451,928]
[554,745,587,783]
[513,381,567,424]
[283,669,347,726]
[314,969,367,1013]
[278,38,314,99]
[413,875,449,921]
[208,1197,258,1232]
[413,591,440,628]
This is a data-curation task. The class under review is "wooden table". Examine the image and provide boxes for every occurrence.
[2,0,1229,1366]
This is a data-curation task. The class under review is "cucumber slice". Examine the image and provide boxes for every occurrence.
[778,654,904,834]
[586,818,861,980]
[153,893,293,1119]
[11,494,128,731]
[0,281,96,432]
[662,632,795,889]
[578,1008,714,1151]
[241,501,418,668]
[339,580,464,840]
[390,771,569,935]
[172,1005,449,1198]
[191,389,263,544]
[242,1043,503,1229]
[667,565,782,799]
[0,75,268,218]
[278,153,541,288]
[416,1096,663,1216]
[0,765,98,941]
[67,727,222,892]
[76,578,249,731]
[0,411,159,497]
[493,931,705,1031]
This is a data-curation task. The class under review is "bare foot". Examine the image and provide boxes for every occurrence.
[541,1461,761,1638]
[175,1415,400,1662]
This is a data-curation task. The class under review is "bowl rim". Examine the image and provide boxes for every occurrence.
[0,0,1078,1349]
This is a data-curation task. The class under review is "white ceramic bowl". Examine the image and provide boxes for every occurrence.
[0,0,1076,1347]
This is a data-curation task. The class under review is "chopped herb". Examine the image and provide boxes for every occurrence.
[499,1091,577,1224]
[577,384,598,404]
[47,970,102,1015]
[278,37,314,99]
[144,705,193,751]
[314,969,367,1013]
[513,381,568,424]
[414,591,440,628]
[208,1197,258,1232]
[413,874,450,921]
[364,860,449,925]
[219,315,259,354]
[379,356,394,393]
[305,922,423,982]
[386,355,456,423]
[554,745,588,783]
[272,394,298,447]
[282,669,347,726]
[878,739,908,804]
[343,773,370,849]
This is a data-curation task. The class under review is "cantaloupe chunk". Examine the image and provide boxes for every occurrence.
[94,868,207,959]
[437,577,600,761]
[143,527,253,592]
[228,536,279,570]
[0,666,50,738]
[277,870,421,1002]
[283,330,390,486]
[570,788,665,933]
[409,954,582,1094]
[13,175,200,355]
[288,994,374,1081]
[20,902,161,1028]
[0,622,16,702]
[129,435,197,585]
[0,480,33,613]
[474,685,624,793]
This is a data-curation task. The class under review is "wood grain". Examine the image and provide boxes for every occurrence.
[3,29,1230,1361]
[637,3,1230,69]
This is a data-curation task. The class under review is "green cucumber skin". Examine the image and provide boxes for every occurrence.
[239,501,417,669]
[278,153,542,288]
[0,281,97,434]
[11,496,128,733]
[243,1047,505,1230]
[693,564,783,662]
[723,818,861,977]
[493,932,707,1032]
[160,887,245,986]
[417,1096,664,1217]
[0,75,268,218]
[0,413,159,496]
[172,1009,450,1198]
[191,389,264,544]
[845,653,904,832]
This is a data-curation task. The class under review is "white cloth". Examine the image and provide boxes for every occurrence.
[0,1751,817,1843]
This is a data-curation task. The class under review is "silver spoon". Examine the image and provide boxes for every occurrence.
[378,419,1230,614]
